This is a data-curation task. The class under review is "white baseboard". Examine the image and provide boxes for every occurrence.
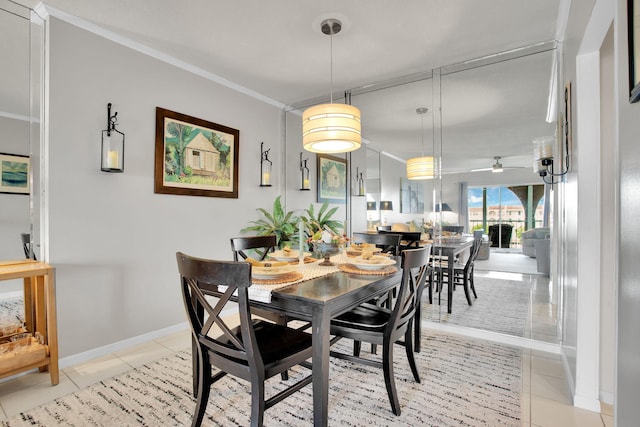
[599,391,614,406]
[59,322,190,370]
[423,321,561,353]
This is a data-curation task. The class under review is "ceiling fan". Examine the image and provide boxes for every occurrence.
[470,156,526,173]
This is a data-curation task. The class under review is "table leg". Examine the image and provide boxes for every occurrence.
[22,277,34,334]
[43,271,59,385]
[311,306,330,427]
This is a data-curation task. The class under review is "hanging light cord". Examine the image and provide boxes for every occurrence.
[420,112,424,156]
[329,29,334,104]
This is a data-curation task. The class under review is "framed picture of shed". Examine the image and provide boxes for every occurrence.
[0,153,30,195]
[317,153,346,204]
[155,107,239,198]
[629,0,640,102]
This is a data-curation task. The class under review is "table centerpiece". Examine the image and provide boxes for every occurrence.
[308,230,348,266]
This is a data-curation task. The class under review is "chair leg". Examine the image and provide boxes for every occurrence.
[353,340,362,356]
[276,315,289,381]
[250,379,266,427]
[462,275,473,305]
[192,355,212,427]
[382,342,401,416]
[414,284,423,353]
[470,268,478,299]
[405,327,421,382]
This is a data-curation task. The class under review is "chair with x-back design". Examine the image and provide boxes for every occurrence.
[176,252,313,427]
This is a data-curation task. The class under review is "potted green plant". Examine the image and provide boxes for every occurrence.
[301,201,343,237]
[241,195,300,248]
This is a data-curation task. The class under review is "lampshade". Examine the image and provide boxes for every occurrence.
[302,103,361,153]
[380,201,393,211]
[366,201,377,210]
[435,203,451,212]
[406,107,433,179]
[406,156,434,180]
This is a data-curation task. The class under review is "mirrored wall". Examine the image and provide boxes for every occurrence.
[284,43,560,344]
[0,1,43,269]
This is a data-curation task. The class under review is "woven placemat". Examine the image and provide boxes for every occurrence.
[286,257,318,265]
[252,271,303,285]
[339,264,398,275]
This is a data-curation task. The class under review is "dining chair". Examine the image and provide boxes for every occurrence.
[378,229,422,252]
[230,235,299,380]
[411,243,432,353]
[351,232,402,255]
[230,235,278,262]
[329,246,429,416]
[429,237,482,306]
[176,252,313,427]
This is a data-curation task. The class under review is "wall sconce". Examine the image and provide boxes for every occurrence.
[356,167,365,196]
[260,142,272,187]
[299,152,310,190]
[101,103,124,173]
[533,136,569,185]
[380,200,393,225]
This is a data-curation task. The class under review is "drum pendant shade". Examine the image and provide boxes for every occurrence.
[302,103,361,153]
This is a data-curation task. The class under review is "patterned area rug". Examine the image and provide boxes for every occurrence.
[2,331,521,426]
[0,298,24,325]
[423,276,530,337]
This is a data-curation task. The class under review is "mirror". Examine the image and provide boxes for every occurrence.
[352,77,435,232]
[0,1,33,263]
[346,47,559,344]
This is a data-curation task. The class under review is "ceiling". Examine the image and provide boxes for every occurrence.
[6,0,562,174]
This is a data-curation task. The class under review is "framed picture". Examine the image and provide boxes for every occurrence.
[155,107,239,198]
[0,153,30,195]
[317,153,346,204]
[400,178,425,213]
[629,0,640,102]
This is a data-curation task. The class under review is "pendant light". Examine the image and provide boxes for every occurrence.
[406,107,434,180]
[302,18,361,153]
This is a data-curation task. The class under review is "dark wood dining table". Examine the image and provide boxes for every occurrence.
[199,266,402,426]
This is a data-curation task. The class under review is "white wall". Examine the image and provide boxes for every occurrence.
[46,18,284,357]
[598,23,616,405]
[615,0,640,422]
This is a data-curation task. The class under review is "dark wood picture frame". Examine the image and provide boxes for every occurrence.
[0,153,30,195]
[316,153,347,204]
[629,0,640,102]
[154,107,239,198]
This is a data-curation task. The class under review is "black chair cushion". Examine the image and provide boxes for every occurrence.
[211,321,312,366]
[332,303,390,333]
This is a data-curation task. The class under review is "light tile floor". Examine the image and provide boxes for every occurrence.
[0,327,613,426]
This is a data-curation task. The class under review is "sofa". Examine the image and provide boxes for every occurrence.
[521,227,550,257]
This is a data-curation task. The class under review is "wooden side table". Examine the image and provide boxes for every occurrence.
[0,260,58,385]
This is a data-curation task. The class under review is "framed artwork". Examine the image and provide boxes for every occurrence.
[0,153,29,195]
[155,107,239,198]
[317,153,346,204]
[629,0,640,102]
[400,178,425,213]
